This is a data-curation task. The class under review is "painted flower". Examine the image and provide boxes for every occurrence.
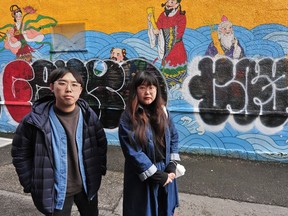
[23,6,36,14]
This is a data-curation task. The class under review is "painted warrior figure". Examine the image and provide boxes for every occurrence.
[148,0,187,88]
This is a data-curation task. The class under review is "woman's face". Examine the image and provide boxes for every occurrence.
[15,12,22,22]
[137,84,157,106]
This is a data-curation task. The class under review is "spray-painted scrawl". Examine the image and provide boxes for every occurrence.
[186,57,288,132]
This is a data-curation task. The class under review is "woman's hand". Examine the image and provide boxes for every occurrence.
[168,172,176,180]
[163,173,176,186]
[153,28,160,35]
[163,176,172,186]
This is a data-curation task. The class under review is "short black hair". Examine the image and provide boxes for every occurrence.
[48,67,83,86]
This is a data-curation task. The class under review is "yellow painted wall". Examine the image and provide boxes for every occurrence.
[1,0,288,34]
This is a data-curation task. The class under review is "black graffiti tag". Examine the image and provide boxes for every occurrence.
[188,57,288,128]
[27,58,165,129]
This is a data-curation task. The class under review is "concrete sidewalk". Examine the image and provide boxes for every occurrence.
[0,137,13,148]
[1,137,288,215]
[1,170,288,216]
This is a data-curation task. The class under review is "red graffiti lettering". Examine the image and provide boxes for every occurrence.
[3,60,33,122]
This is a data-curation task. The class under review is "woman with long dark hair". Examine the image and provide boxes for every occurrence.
[118,70,181,216]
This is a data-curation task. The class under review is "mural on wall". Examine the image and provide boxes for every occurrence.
[109,47,128,63]
[205,15,245,59]
[1,3,288,162]
[147,0,187,88]
[0,5,57,62]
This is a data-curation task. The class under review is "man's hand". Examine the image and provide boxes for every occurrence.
[148,13,152,21]
[233,38,238,48]
[153,28,160,35]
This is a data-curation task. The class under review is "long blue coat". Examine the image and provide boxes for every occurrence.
[118,109,180,216]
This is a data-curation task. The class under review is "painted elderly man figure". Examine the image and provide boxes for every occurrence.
[205,15,245,59]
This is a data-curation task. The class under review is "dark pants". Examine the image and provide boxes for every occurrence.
[51,191,98,216]
[158,186,168,216]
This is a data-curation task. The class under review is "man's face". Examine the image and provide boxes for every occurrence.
[110,48,124,62]
[220,23,233,36]
[165,0,179,10]
[219,23,234,49]
[50,72,82,112]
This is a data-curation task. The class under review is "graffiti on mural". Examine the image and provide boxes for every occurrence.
[1,58,167,129]
[2,56,288,134]
[184,56,288,133]
[0,5,57,62]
